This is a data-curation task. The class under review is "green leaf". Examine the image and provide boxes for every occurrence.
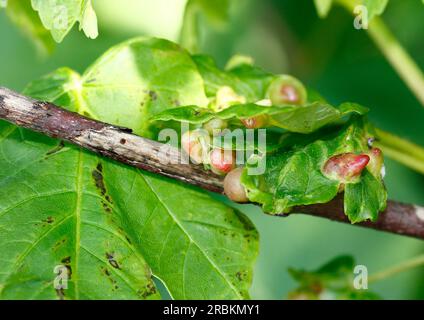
[0,123,160,299]
[104,166,259,299]
[180,0,230,52]
[25,38,209,138]
[344,170,387,223]
[193,54,274,101]
[31,0,98,42]
[152,102,368,134]
[288,256,380,300]
[5,0,55,54]
[23,67,81,111]
[1,38,259,299]
[211,129,284,153]
[363,0,389,20]
[240,118,387,222]
[0,122,258,299]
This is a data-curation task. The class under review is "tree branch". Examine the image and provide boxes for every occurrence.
[0,87,423,240]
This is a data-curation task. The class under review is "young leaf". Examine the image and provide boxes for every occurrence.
[152,102,368,134]
[5,0,55,54]
[31,0,98,42]
[288,256,380,300]
[344,170,387,223]
[240,118,387,223]
[25,38,209,138]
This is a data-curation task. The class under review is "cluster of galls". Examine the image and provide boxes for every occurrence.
[182,75,308,203]
[181,126,249,203]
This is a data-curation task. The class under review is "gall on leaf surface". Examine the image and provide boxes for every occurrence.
[240,118,387,223]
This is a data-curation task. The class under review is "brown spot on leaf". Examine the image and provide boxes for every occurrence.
[149,90,158,101]
[106,252,120,269]
[45,141,65,156]
[101,267,119,290]
[61,256,71,264]
[125,235,132,244]
[92,163,106,196]
[102,201,112,213]
[41,216,55,226]
[56,288,65,300]
[138,282,157,299]
[53,238,67,251]
[236,271,247,281]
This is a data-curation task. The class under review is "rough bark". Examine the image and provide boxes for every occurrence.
[0,87,423,240]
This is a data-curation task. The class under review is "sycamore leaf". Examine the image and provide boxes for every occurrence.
[5,0,55,54]
[31,0,98,42]
[0,119,258,299]
[0,38,259,299]
[288,256,380,300]
[152,102,368,134]
[25,38,209,139]
[0,122,160,300]
[240,118,387,222]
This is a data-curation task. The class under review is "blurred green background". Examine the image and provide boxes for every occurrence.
[0,0,423,299]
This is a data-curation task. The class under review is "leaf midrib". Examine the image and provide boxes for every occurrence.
[73,150,84,300]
